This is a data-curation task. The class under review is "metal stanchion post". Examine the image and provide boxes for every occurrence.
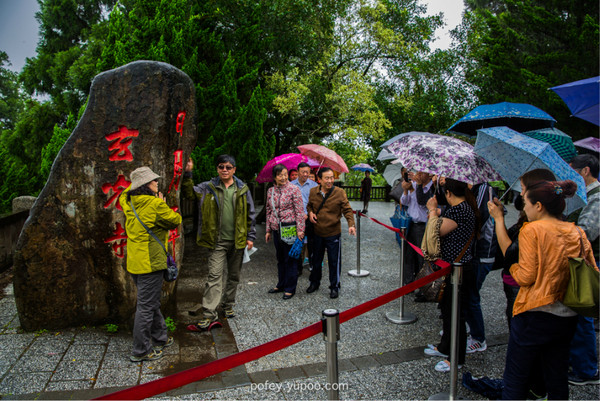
[430,263,463,401]
[386,226,417,324]
[349,212,369,277]
[322,309,340,401]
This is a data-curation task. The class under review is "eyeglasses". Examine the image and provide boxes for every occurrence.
[217,164,234,171]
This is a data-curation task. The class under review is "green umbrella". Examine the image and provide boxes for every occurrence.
[521,127,577,163]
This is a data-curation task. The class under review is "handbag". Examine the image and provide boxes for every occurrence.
[414,230,475,303]
[130,201,178,282]
[389,182,403,203]
[563,226,599,318]
[270,191,297,245]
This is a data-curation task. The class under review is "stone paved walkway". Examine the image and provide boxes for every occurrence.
[0,201,598,400]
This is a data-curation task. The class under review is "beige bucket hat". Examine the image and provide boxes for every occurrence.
[130,167,161,190]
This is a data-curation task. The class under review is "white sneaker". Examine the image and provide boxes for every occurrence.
[466,338,487,353]
[434,359,463,372]
[424,344,448,357]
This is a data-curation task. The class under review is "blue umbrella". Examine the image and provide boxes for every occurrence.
[474,126,586,215]
[351,163,375,173]
[550,76,599,126]
[447,102,556,136]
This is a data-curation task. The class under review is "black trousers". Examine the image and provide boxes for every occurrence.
[502,311,577,400]
[436,263,475,365]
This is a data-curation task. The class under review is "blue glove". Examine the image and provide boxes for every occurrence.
[288,237,303,259]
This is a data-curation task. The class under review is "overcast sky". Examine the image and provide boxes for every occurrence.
[0,0,464,73]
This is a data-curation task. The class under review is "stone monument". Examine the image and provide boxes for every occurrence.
[13,61,197,330]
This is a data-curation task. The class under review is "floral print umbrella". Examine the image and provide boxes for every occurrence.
[387,134,501,185]
[474,126,587,215]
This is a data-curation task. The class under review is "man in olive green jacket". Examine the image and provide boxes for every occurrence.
[182,155,256,329]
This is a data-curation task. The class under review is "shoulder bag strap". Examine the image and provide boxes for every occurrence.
[270,189,279,223]
[130,200,169,256]
[574,225,586,258]
[315,186,335,216]
[454,230,476,264]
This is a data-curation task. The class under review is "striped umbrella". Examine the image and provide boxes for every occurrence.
[521,128,577,163]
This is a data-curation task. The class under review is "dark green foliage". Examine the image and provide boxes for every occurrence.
[0,52,27,132]
[3,0,599,215]
[40,112,78,178]
[459,0,599,140]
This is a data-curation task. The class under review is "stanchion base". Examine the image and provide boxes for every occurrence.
[385,311,417,325]
[429,392,463,400]
[348,269,370,277]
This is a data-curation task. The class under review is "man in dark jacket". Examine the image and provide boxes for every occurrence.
[182,155,256,329]
[360,171,372,213]
[306,168,356,299]
[465,183,498,354]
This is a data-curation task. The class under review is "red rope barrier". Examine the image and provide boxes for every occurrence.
[96,322,322,400]
[355,211,450,269]
[96,211,451,400]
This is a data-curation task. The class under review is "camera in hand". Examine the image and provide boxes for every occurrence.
[403,172,410,182]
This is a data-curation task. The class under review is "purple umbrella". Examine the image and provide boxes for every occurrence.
[388,134,501,185]
[573,137,600,154]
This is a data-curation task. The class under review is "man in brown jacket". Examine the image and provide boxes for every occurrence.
[306,168,356,298]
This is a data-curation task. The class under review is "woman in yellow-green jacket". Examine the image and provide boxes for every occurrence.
[119,167,181,362]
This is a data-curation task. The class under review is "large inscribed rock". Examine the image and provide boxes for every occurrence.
[14,61,196,330]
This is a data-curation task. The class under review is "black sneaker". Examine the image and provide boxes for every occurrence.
[568,371,600,385]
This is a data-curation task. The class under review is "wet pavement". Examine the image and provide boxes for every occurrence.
[0,201,598,400]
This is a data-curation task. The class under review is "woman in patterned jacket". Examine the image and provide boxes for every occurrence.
[265,164,306,300]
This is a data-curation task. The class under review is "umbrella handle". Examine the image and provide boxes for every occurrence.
[498,176,521,202]
[316,158,324,174]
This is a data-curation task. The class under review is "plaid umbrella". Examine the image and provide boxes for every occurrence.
[522,128,577,163]
[387,134,501,185]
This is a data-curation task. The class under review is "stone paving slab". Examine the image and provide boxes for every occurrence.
[0,201,598,400]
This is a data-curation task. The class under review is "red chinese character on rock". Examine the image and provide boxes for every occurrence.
[104,222,128,258]
[168,150,184,194]
[105,126,139,161]
[102,175,131,210]
[168,206,181,259]
[168,228,181,260]
[175,112,186,136]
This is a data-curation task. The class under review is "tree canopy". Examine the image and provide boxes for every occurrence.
[0,0,598,213]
